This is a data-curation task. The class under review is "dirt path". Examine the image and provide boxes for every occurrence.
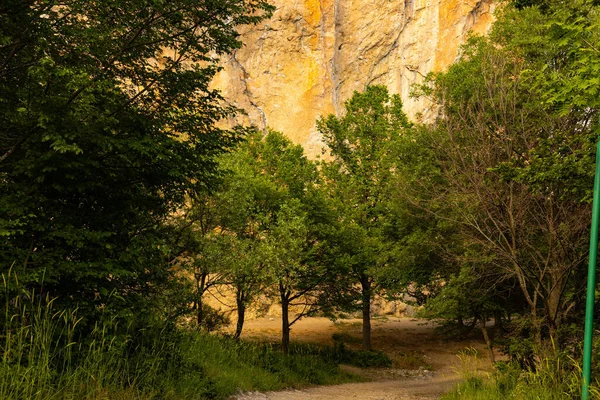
[232,317,494,400]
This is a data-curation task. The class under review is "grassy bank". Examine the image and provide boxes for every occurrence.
[0,290,369,399]
[442,349,600,400]
[181,335,363,398]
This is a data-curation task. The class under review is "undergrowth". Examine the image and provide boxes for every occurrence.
[0,278,360,399]
[442,348,600,400]
[330,333,392,368]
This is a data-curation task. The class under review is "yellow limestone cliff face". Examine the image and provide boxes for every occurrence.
[212,0,496,157]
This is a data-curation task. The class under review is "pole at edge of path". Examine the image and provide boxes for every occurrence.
[582,140,600,400]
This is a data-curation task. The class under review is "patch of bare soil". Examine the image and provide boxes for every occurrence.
[232,316,495,400]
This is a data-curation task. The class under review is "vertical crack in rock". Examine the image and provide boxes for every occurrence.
[318,0,327,105]
[332,0,342,115]
[230,53,268,130]
[463,0,493,35]
[365,5,411,88]
[405,0,415,18]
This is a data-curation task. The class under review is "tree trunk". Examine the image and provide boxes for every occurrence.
[480,319,495,365]
[281,299,290,354]
[234,288,246,339]
[280,282,290,354]
[531,291,542,348]
[546,277,563,342]
[493,311,503,336]
[361,275,372,351]
[196,297,204,326]
[196,272,207,326]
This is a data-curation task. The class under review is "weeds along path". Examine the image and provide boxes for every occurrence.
[233,317,494,400]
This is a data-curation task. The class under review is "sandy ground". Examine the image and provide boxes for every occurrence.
[232,316,494,400]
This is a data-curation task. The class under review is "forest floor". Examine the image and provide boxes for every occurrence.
[233,316,495,400]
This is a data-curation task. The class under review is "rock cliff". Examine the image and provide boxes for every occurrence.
[212,0,496,157]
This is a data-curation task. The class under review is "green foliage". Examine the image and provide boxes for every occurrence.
[0,283,191,399]
[0,0,273,322]
[197,304,231,333]
[0,274,357,399]
[412,0,600,344]
[318,85,456,350]
[217,129,320,241]
[177,130,328,344]
[329,342,392,368]
[440,347,593,399]
[184,336,359,398]
[443,357,600,400]
[229,132,327,348]
[418,267,503,328]
[318,85,412,323]
[380,124,460,303]
[490,0,600,202]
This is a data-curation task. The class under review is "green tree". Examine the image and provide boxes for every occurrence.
[375,124,462,306]
[223,236,269,339]
[0,0,273,321]
[211,134,282,339]
[413,1,600,344]
[263,199,326,353]
[198,130,325,346]
[245,131,325,353]
[491,0,600,201]
[318,85,411,350]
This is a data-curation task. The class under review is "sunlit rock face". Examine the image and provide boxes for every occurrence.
[212,0,496,157]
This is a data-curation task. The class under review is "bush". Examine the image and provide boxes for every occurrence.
[283,341,392,369]
[199,304,231,333]
[331,342,392,368]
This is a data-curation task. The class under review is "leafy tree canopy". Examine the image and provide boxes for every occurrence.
[318,85,416,349]
[0,0,273,321]
[412,0,600,343]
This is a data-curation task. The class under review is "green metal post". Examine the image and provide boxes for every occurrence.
[582,140,600,400]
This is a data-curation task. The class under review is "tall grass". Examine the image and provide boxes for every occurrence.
[0,280,156,399]
[442,348,600,399]
[0,273,358,399]
[183,336,363,398]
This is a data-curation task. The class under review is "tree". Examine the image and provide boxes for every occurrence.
[419,266,505,363]
[223,236,268,339]
[414,6,598,344]
[199,130,325,346]
[340,115,461,307]
[317,85,412,350]
[0,0,273,321]
[211,136,279,339]
[492,0,600,202]
[243,131,325,352]
[263,200,325,353]
[167,190,230,327]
